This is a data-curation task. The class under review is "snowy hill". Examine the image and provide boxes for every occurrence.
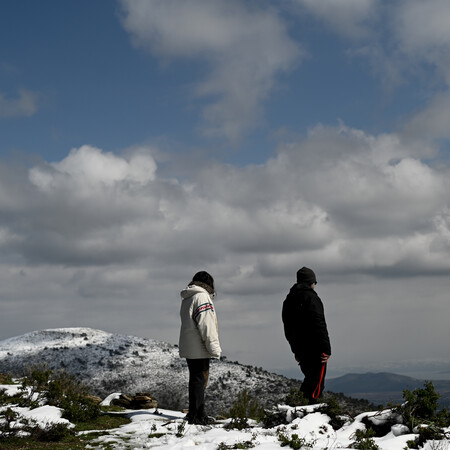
[0,327,300,414]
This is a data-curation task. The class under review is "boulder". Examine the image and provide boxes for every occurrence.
[112,392,158,409]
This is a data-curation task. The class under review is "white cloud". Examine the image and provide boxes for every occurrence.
[293,0,378,39]
[392,0,450,60]
[1,130,450,372]
[0,88,39,118]
[118,0,301,141]
[2,128,449,275]
[29,145,157,195]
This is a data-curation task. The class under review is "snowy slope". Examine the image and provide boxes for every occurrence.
[0,327,299,414]
[1,381,449,450]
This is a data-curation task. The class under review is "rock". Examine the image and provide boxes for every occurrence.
[112,393,158,409]
[85,395,103,404]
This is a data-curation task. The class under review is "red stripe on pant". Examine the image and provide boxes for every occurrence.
[312,356,326,400]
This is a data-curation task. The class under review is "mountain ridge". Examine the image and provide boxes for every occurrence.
[327,371,450,408]
[0,327,301,414]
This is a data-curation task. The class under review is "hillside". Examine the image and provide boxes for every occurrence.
[0,327,302,415]
[327,372,450,408]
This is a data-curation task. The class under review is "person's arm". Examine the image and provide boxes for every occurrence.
[282,300,300,357]
[194,295,221,358]
[310,297,331,357]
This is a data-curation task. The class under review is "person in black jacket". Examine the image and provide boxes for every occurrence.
[282,267,331,403]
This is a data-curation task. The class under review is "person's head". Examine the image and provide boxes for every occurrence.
[191,271,215,294]
[296,266,317,288]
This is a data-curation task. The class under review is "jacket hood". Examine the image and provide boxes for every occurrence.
[180,284,213,300]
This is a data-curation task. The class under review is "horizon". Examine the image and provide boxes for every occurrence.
[1,1,449,382]
[1,326,450,382]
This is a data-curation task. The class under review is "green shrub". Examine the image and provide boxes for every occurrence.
[28,421,73,442]
[0,407,21,437]
[405,424,449,449]
[261,407,289,428]
[400,381,440,430]
[225,389,265,429]
[18,366,52,408]
[276,427,316,449]
[19,365,100,423]
[434,407,450,428]
[0,373,14,384]
[350,428,380,450]
[284,387,308,407]
[317,393,349,430]
[45,370,100,422]
[218,439,257,449]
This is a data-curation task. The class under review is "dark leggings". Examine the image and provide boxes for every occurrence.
[186,358,210,420]
[299,357,327,404]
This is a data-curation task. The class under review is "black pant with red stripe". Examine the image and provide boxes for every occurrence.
[298,356,326,404]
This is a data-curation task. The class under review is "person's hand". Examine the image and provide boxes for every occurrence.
[321,353,330,363]
[295,355,300,362]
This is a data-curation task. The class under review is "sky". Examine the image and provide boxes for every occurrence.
[1,0,450,380]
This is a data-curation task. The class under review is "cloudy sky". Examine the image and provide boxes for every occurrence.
[1,0,449,379]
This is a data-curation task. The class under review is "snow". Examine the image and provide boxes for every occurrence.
[16,405,73,427]
[2,380,449,450]
[1,328,449,449]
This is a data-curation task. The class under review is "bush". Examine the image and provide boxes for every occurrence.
[350,428,380,450]
[0,407,21,437]
[405,425,450,449]
[19,365,100,423]
[284,387,308,407]
[261,407,290,428]
[317,393,349,430]
[28,421,74,442]
[400,381,440,430]
[225,389,265,429]
[277,427,316,449]
[45,370,101,422]
[0,373,14,384]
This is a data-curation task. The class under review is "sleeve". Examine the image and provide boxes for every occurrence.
[310,297,331,355]
[193,294,222,359]
[282,299,299,355]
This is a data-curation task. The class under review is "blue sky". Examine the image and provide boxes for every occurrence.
[1,0,450,379]
[2,0,437,165]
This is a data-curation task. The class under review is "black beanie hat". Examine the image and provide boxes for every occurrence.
[297,267,317,285]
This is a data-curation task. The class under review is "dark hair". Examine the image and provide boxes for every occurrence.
[191,271,215,291]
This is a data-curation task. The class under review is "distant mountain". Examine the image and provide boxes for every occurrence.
[327,372,450,408]
[0,327,302,415]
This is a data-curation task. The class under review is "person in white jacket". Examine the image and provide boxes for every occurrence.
[179,271,221,425]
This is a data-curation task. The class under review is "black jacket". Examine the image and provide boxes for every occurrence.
[282,283,331,359]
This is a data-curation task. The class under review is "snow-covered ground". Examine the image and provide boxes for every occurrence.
[1,384,449,449]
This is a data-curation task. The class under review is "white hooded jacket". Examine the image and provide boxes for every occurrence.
[179,284,221,359]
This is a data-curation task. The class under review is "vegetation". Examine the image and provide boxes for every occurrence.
[283,386,308,407]
[0,368,130,449]
[356,381,450,449]
[276,427,317,449]
[400,381,448,429]
[349,428,380,450]
[224,389,265,430]
[0,373,14,384]
[1,365,449,449]
[317,393,351,430]
[398,381,450,449]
